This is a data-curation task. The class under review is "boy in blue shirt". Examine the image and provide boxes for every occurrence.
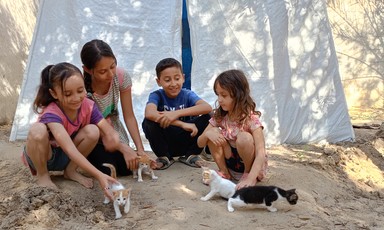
[142,58,212,169]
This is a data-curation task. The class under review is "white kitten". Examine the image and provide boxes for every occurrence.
[103,163,131,219]
[200,166,236,201]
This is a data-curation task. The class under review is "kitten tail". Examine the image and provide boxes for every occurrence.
[102,163,117,179]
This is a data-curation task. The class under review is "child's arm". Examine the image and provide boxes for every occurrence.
[197,124,227,147]
[98,119,120,152]
[98,117,139,170]
[168,99,212,120]
[153,99,212,129]
[48,122,118,199]
[120,89,145,154]
[144,103,162,121]
[197,124,213,148]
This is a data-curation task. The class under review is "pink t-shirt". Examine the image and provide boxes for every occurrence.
[39,98,103,138]
[209,112,263,147]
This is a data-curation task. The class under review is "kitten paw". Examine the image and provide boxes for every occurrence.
[227,207,235,212]
[115,214,122,219]
[200,197,208,201]
[152,176,158,180]
[138,178,143,182]
[267,207,277,212]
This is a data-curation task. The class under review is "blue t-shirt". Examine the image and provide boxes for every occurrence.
[146,89,201,121]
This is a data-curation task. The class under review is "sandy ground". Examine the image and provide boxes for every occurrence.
[0,117,384,230]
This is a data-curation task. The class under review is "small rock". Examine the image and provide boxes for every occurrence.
[324,146,336,155]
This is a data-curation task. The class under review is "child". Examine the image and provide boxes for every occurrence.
[81,39,154,175]
[142,58,212,169]
[22,62,119,200]
[197,69,268,189]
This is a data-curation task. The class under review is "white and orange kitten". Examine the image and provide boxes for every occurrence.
[103,163,131,219]
[133,155,158,182]
[200,166,236,201]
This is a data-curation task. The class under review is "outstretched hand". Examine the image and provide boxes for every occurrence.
[98,174,118,201]
[236,174,257,190]
[119,144,139,170]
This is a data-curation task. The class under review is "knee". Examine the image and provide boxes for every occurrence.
[236,132,254,149]
[27,123,49,142]
[82,124,100,142]
[142,118,160,133]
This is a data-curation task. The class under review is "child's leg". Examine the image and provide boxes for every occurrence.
[25,123,56,188]
[184,114,210,156]
[142,118,172,159]
[64,124,99,188]
[235,132,255,173]
[208,138,232,178]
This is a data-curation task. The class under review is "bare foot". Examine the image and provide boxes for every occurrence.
[36,173,58,189]
[64,170,94,188]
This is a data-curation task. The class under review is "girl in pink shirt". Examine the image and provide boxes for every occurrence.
[198,69,268,189]
[23,62,119,200]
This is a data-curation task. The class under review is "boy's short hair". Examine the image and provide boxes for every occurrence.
[156,58,183,78]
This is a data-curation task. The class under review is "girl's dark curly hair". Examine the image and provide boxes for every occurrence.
[213,69,261,123]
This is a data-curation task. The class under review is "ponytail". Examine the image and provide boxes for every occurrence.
[33,65,56,113]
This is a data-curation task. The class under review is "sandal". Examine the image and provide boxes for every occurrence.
[200,147,214,162]
[155,157,175,170]
[21,152,37,176]
[178,155,205,168]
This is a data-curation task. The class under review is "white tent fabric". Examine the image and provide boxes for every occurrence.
[188,0,355,145]
[11,0,355,146]
[10,0,182,143]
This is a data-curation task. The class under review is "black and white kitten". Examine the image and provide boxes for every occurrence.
[227,185,298,212]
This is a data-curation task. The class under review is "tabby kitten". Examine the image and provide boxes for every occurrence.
[200,166,236,201]
[227,185,298,212]
[133,155,158,182]
[103,163,131,219]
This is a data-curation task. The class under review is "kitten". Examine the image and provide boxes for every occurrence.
[102,163,131,219]
[227,185,298,212]
[133,155,158,182]
[200,166,236,201]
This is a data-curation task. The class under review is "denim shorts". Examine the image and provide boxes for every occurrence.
[23,145,70,172]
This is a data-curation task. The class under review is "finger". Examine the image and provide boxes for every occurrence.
[109,176,118,184]
[131,160,137,170]
[104,187,113,200]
